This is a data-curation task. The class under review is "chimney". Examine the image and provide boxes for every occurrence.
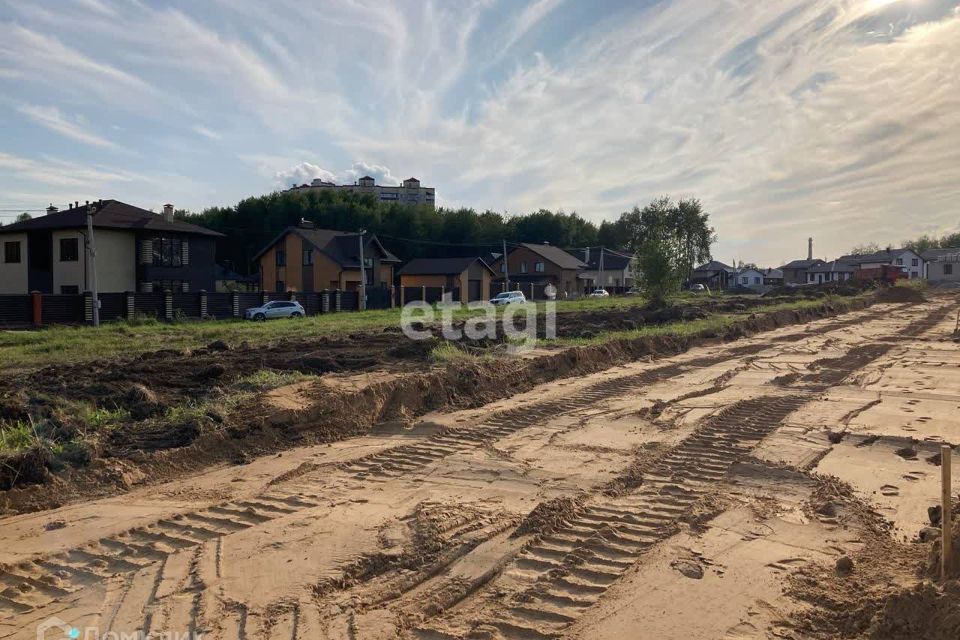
[298,218,315,229]
[808,237,813,261]
[46,204,58,215]
[584,247,590,263]
[162,203,174,222]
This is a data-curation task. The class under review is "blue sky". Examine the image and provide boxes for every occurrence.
[0,0,957,265]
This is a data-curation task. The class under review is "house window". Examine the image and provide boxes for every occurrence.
[3,241,20,263]
[276,250,286,267]
[60,285,79,294]
[945,264,953,275]
[59,238,79,262]
[912,258,918,266]
[151,236,183,267]
[151,280,187,292]
[895,258,903,265]
[520,262,527,273]
[276,280,285,292]
[500,262,506,273]
[754,277,761,284]
[303,249,314,266]
[535,262,544,272]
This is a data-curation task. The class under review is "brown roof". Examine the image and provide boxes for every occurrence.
[253,226,400,265]
[517,243,588,270]
[0,200,223,237]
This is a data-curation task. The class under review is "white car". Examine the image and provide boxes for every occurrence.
[588,288,610,298]
[489,291,527,305]
[244,300,305,320]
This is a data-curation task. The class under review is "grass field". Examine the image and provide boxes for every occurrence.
[0,291,844,372]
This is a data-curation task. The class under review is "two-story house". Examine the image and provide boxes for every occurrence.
[0,200,222,294]
[565,247,639,292]
[837,248,925,279]
[253,221,400,292]
[489,243,587,297]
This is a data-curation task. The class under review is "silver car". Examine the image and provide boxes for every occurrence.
[244,300,305,321]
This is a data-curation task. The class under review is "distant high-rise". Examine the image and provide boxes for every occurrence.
[287,175,435,208]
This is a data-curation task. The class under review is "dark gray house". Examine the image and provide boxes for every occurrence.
[0,200,223,294]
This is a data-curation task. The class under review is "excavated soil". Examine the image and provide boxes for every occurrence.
[0,294,955,640]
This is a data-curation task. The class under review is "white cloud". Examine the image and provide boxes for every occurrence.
[192,125,221,140]
[273,161,402,188]
[18,104,117,149]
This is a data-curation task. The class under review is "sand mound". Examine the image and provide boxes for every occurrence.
[512,495,584,538]
[875,286,925,303]
[868,582,960,640]
[927,517,960,579]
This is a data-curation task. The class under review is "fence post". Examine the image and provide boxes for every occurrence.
[83,291,93,324]
[390,285,396,309]
[262,291,269,305]
[440,285,445,302]
[334,289,341,312]
[530,282,534,300]
[400,286,405,307]
[126,291,135,321]
[421,285,426,302]
[287,290,296,302]
[321,290,330,313]
[199,290,208,318]
[164,289,173,321]
[31,291,42,327]
[232,291,240,318]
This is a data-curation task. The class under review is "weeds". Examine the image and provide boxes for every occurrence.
[0,420,41,453]
[429,342,478,363]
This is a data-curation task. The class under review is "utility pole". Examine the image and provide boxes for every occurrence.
[503,239,510,292]
[358,230,366,311]
[86,203,100,327]
[598,246,605,292]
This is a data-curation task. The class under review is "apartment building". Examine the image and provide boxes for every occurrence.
[288,176,435,208]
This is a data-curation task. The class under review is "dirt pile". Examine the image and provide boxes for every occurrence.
[512,495,585,538]
[868,582,960,640]
[926,516,960,579]
[875,285,926,303]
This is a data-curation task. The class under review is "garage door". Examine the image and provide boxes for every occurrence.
[468,279,482,301]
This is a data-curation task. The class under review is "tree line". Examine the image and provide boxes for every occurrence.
[849,232,960,257]
[181,189,715,279]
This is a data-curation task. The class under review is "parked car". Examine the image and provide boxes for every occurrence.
[244,300,305,320]
[588,288,610,298]
[626,287,643,296]
[690,283,707,292]
[489,291,527,305]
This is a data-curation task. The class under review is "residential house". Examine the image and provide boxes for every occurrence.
[254,221,400,292]
[565,247,639,292]
[397,257,496,303]
[921,248,960,279]
[925,252,960,283]
[0,200,222,294]
[287,176,435,208]
[838,248,924,279]
[690,260,736,289]
[489,243,587,297]
[780,259,825,285]
[730,268,767,290]
[807,260,856,284]
[762,268,784,286]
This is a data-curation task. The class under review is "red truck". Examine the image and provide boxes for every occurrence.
[853,264,907,284]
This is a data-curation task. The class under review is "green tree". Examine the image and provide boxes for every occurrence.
[15,212,31,223]
[848,242,881,256]
[620,196,715,306]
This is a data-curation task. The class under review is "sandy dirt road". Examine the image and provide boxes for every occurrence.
[3,296,958,639]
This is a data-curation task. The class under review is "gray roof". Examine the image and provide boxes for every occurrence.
[779,258,825,270]
[0,200,223,237]
[837,248,919,264]
[921,247,960,261]
[398,256,496,276]
[564,247,634,270]
[809,260,857,274]
[253,226,400,265]
[517,243,588,270]
[693,260,734,272]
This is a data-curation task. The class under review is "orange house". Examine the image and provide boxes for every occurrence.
[254,221,399,292]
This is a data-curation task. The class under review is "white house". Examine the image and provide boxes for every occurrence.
[807,260,856,284]
[730,268,766,290]
[838,248,925,279]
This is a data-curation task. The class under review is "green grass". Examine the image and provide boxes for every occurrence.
[0,292,844,372]
[429,342,479,364]
[549,295,855,347]
[0,420,41,454]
